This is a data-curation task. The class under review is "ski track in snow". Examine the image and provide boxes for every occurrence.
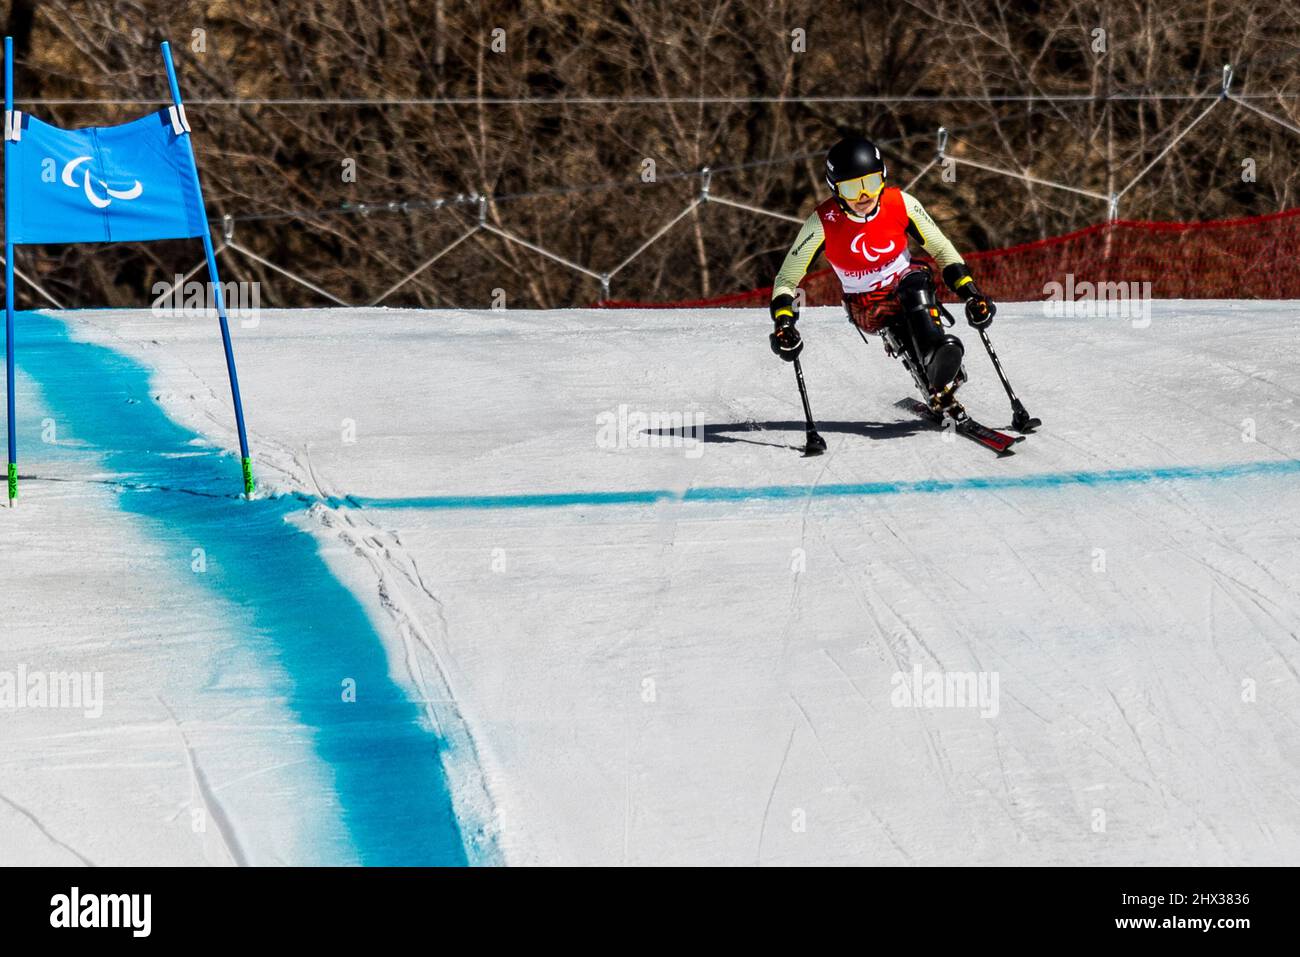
[4,312,480,866]
[157,696,246,867]
[13,300,1300,866]
[0,790,97,866]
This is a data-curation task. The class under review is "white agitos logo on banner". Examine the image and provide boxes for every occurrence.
[850,233,896,263]
[60,156,143,209]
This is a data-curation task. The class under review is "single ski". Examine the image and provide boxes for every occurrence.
[896,398,1024,456]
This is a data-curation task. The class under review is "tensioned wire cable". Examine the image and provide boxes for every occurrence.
[20,52,1291,228]
[21,7,1300,107]
[18,35,1296,108]
[208,54,1295,226]
[13,91,1300,106]
[219,109,1090,226]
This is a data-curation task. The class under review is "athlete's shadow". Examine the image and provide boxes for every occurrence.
[644,419,927,451]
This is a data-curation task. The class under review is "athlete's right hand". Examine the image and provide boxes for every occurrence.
[770,318,803,361]
[769,294,799,325]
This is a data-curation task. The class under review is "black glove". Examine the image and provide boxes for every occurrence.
[965,291,995,329]
[770,318,802,361]
[769,294,798,324]
[943,264,995,329]
[769,295,802,361]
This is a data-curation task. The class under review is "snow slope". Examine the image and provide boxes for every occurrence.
[1,312,480,866]
[7,300,1300,865]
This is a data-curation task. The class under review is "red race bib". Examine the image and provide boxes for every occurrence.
[816,187,912,293]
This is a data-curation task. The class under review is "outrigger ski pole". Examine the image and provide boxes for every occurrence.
[975,326,1040,433]
[793,356,827,456]
[937,303,1040,433]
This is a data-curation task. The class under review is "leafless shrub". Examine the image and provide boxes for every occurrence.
[5,0,1299,307]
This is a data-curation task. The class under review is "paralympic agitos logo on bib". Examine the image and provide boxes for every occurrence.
[849,233,896,263]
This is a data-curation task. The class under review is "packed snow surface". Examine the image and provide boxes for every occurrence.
[3,301,1299,865]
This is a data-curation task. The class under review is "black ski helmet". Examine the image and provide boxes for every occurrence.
[824,136,887,194]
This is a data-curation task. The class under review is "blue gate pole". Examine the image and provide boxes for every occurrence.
[160,40,254,497]
[4,36,17,505]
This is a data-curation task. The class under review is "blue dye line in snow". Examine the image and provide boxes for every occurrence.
[315,457,1300,512]
[11,311,469,866]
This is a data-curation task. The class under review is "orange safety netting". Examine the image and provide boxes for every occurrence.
[599,205,1300,308]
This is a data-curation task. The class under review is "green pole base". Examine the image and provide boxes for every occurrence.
[241,456,255,498]
[7,463,16,504]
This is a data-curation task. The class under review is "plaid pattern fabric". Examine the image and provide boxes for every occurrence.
[842,261,935,333]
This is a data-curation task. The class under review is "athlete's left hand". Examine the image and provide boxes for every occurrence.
[966,293,996,329]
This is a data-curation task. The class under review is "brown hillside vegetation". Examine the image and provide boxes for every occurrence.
[3,0,1299,308]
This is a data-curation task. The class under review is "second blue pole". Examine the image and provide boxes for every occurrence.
[160,40,254,497]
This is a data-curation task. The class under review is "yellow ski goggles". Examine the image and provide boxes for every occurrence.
[835,171,886,202]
